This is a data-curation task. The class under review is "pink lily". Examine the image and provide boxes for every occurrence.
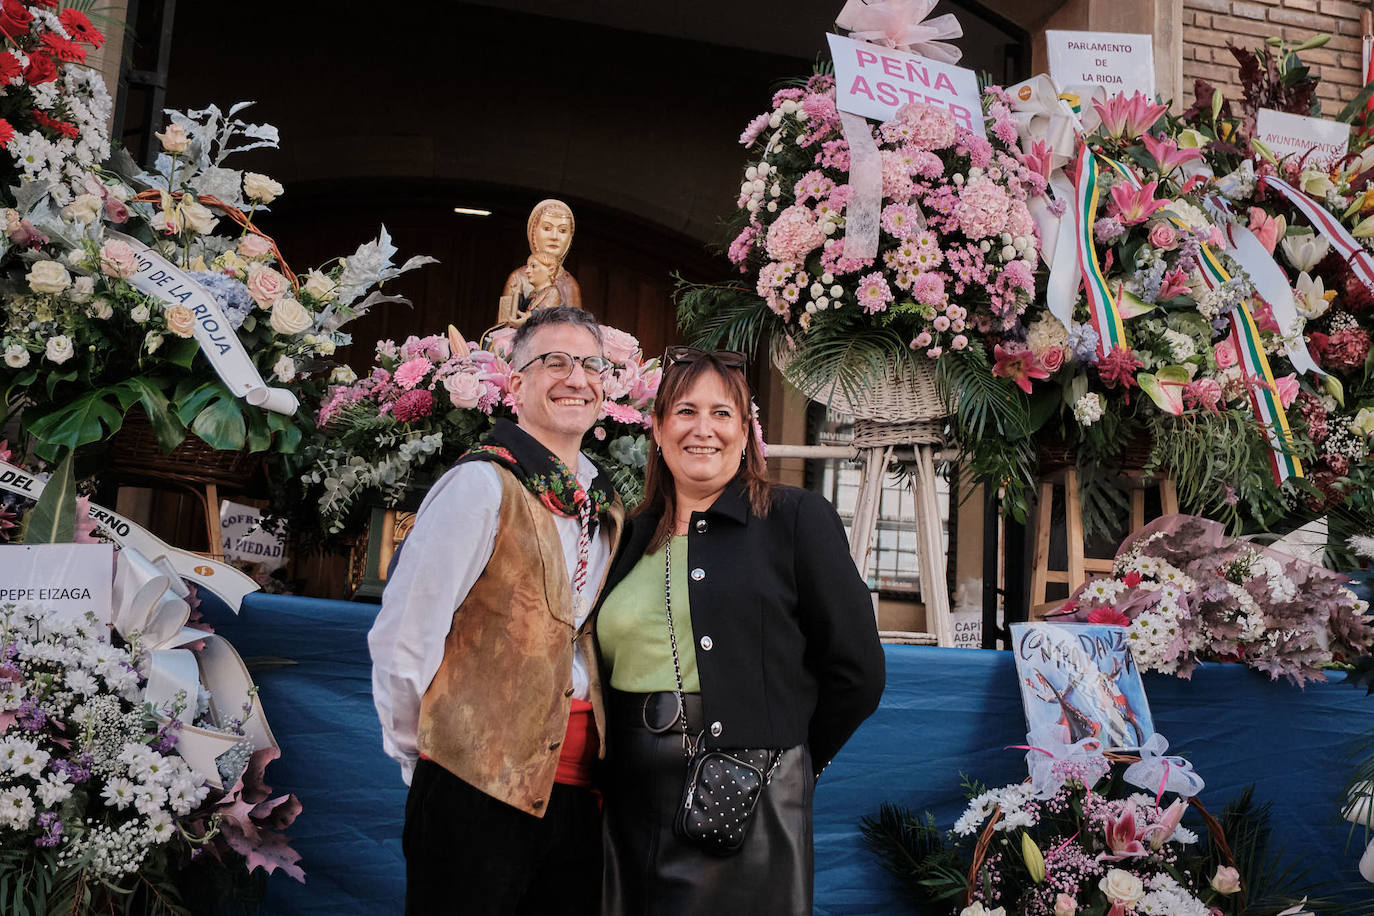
[992,344,1050,394]
[1024,138,1054,183]
[1142,798,1188,850]
[1109,179,1167,225]
[1100,800,1147,860]
[1157,267,1191,300]
[1247,206,1285,254]
[1093,91,1168,140]
[1141,134,1204,175]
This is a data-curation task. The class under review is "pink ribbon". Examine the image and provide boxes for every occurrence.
[834,0,964,64]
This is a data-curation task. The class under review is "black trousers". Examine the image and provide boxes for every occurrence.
[403,759,601,915]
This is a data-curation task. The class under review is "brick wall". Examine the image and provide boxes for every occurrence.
[1181,0,1369,113]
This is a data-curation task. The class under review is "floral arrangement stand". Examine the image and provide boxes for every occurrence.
[1029,468,1181,618]
[768,411,954,647]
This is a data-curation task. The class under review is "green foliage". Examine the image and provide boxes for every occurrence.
[858,805,966,912]
[938,343,1036,522]
[20,448,74,544]
[1144,410,1299,532]
[674,276,778,358]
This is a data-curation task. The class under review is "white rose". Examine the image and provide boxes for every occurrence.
[87,298,113,320]
[61,194,101,225]
[959,904,1006,916]
[165,305,196,338]
[27,260,71,295]
[302,270,337,302]
[68,276,95,303]
[179,197,218,235]
[4,344,29,368]
[274,355,296,382]
[45,335,74,364]
[1098,869,1145,908]
[245,266,289,308]
[243,172,284,204]
[130,304,151,324]
[268,297,313,335]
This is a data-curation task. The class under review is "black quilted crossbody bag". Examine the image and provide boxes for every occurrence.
[661,539,780,857]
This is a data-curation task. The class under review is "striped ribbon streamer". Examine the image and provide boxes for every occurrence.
[1073,146,1128,356]
[1178,219,1304,484]
[1260,174,1374,292]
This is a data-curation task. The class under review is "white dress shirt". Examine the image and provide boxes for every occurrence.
[367,454,612,785]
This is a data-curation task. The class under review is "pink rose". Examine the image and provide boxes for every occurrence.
[103,197,129,224]
[99,239,138,278]
[1147,223,1178,251]
[1054,893,1077,916]
[600,327,640,364]
[443,371,483,409]
[245,266,289,308]
[1038,345,1065,373]
[238,233,273,259]
[1213,339,1238,370]
[486,327,517,360]
[1273,372,1299,408]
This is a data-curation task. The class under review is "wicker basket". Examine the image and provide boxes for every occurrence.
[107,409,261,489]
[772,342,948,424]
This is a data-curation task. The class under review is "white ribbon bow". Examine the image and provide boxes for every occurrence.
[835,0,964,64]
[112,548,277,789]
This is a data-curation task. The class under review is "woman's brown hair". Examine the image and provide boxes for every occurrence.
[639,353,772,553]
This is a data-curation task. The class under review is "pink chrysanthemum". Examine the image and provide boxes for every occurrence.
[855,272,893,314]
[911,272,946,307]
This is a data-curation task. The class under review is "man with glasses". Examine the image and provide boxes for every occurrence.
[370,306,623,915]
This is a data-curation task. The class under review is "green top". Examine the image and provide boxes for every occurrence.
[597,535,700,693]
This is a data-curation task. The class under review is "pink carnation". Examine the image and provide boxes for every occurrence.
[855,272,893,314]
[728,225,758,269]
[910,150,944,179]
[958,132,994,168]
[392,388,435,422]
[801,92,838,125]
[393,357,432,390]
[765,205,825,262]
[1002,259,1034,292]
[740,113,770,146]
[601,399,650,427]
[954,177,1011,240]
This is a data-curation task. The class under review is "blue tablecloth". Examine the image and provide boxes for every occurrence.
[206,593,1374,914]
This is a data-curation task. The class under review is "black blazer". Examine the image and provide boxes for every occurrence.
[595,482,885,775]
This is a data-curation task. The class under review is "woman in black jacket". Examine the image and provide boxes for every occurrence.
[595,347,885,914]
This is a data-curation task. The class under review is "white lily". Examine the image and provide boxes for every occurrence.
[1280,232,1330,272]
[1293,271,1332,320]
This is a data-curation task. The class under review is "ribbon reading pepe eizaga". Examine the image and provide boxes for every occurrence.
[1073,146,1128,358]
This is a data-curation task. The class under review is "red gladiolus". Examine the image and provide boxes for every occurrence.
[0,0,33,40]
[32,109,77,139]
[57,8,103,47]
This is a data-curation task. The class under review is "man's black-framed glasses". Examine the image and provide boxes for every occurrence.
[662,346,747,372]
[516,351,614,379]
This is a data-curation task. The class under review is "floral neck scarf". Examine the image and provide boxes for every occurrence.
[460,419,613,520]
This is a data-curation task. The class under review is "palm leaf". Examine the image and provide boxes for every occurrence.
[674,276,778,357]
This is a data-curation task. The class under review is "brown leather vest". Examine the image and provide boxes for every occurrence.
[416,467,623,816]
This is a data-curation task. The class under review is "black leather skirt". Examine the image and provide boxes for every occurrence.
[601,690,813,916]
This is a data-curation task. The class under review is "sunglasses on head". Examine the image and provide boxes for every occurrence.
[662,346,747,372]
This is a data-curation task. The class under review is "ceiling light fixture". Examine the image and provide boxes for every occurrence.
[453,206,492,216]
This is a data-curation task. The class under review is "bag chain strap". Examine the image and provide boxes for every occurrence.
[663,539,699,758]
